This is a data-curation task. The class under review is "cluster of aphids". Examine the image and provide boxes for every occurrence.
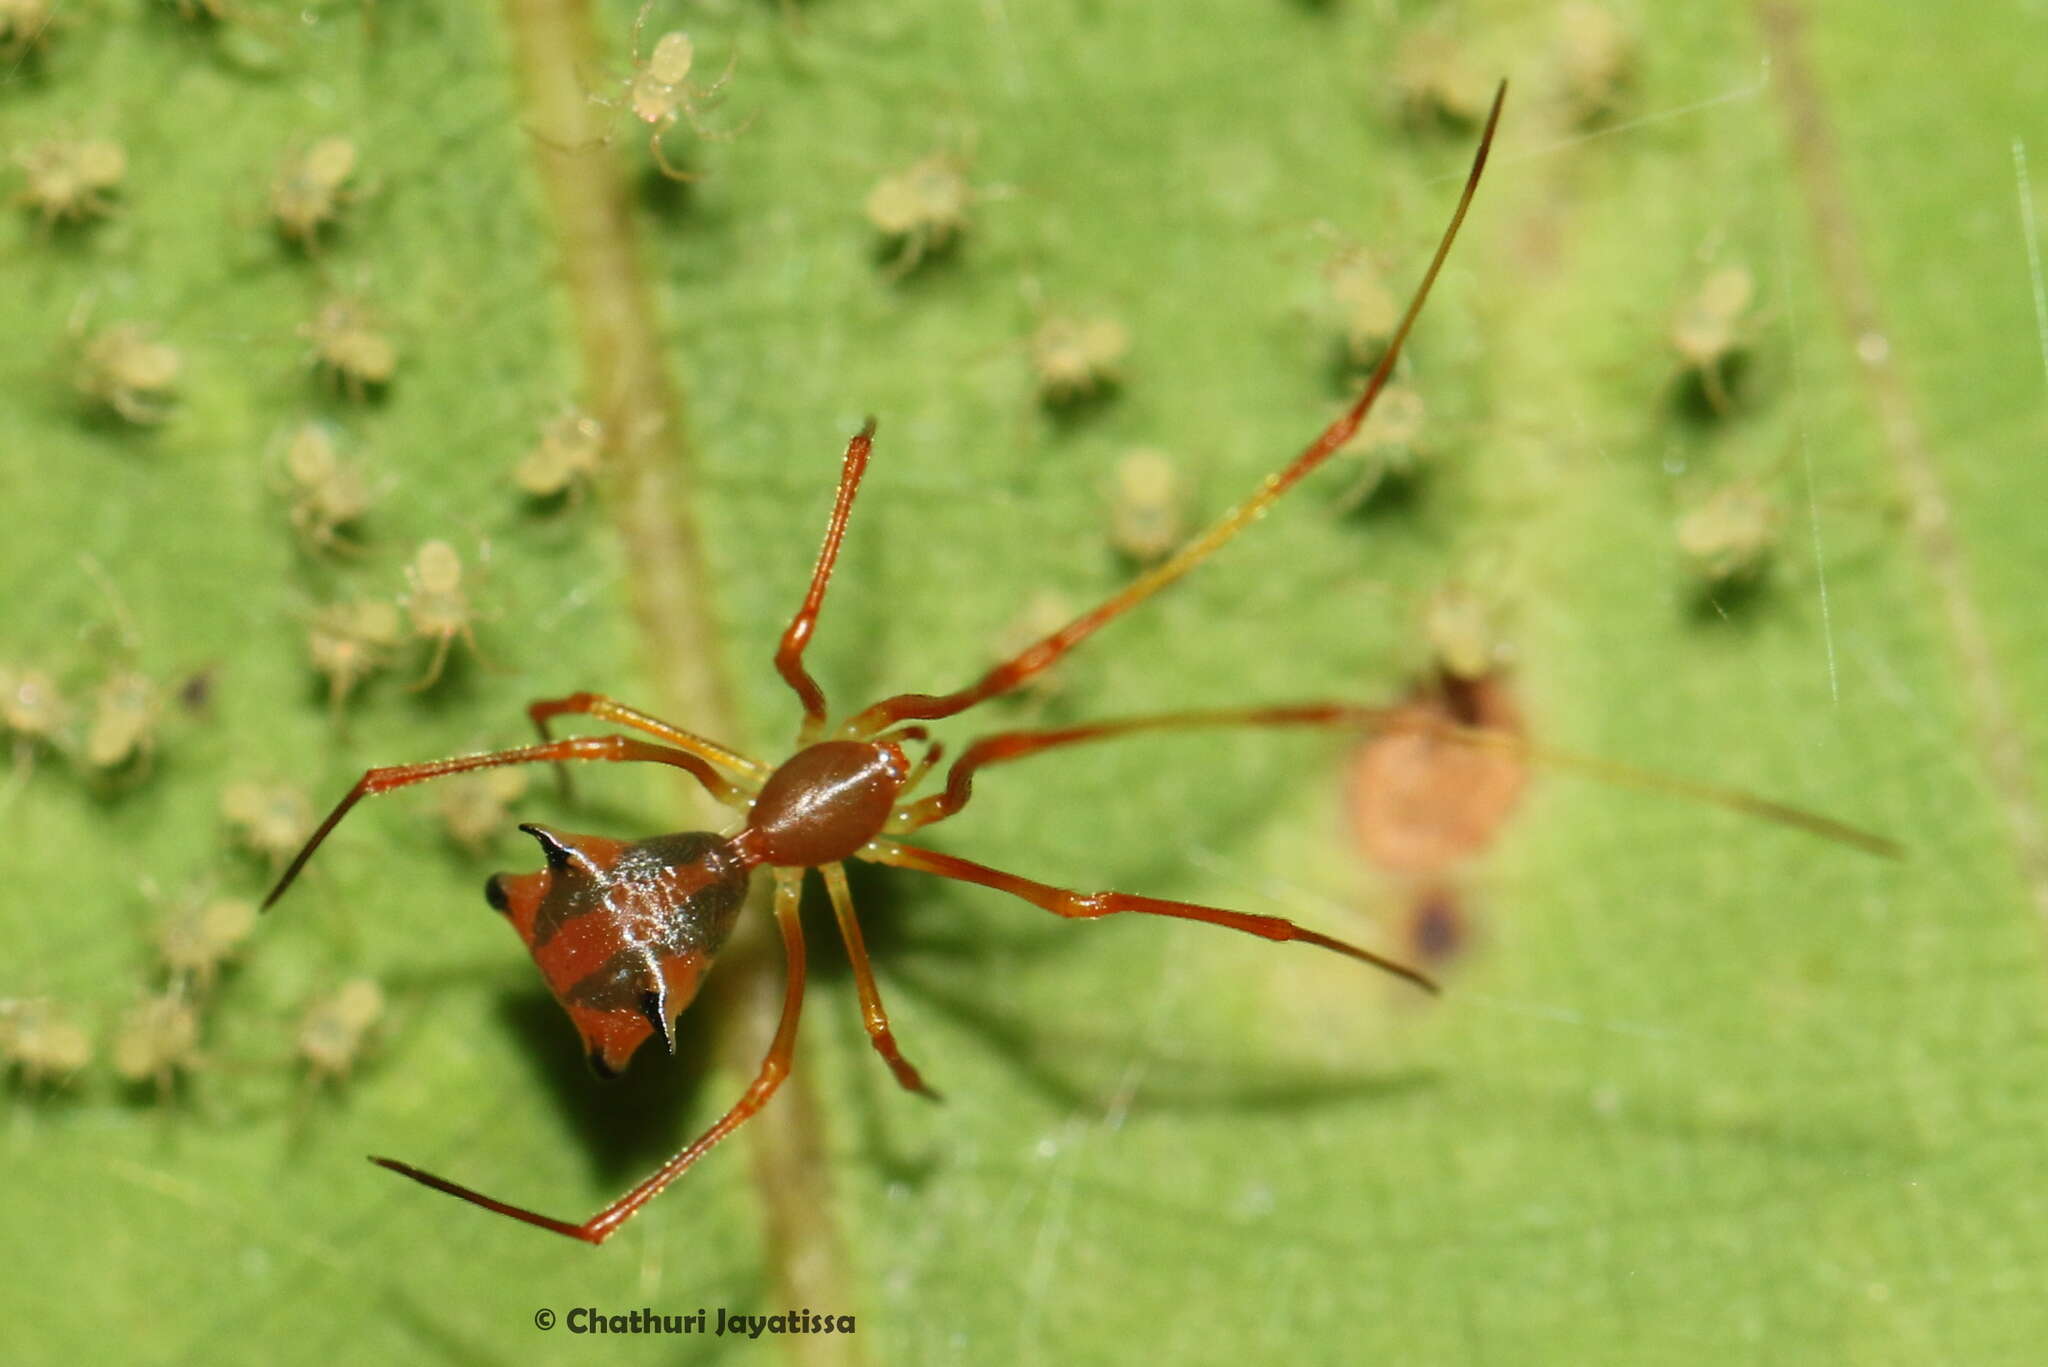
[1,970,387,1103]
[1666,263,1780,591]
[0,634,389,1102]
[2,777,386,1101]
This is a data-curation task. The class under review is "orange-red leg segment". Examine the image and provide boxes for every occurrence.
[527,691,766,803]
[263,735,745,911]
[821,861,939,1098]
[864,839,1438,995]
[887,702,1898,856]
[775,420,877,740]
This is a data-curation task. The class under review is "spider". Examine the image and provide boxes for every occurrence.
[262,88,1886,1244]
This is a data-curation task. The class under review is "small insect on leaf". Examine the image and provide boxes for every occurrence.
[1552,1,1636,125]
[279,423,379,554]
[1105,448,1187,565]
[614,3,745,182]
[1670,265,1757,415]
[1676,480,1778,583]
[155,894,259,994]
[1322,243,1403,368]
[1422,581,1509,684]
[1394,24,1496,129]
[112,991,202,1098]
[82,671,162,777]
[1,666,69,776]
[301,294,396,401]
[220,780,316,872]
[298,978,384,1082]
[1,998,93,1086]
[13,137,124,228]
[513,409,607,504]
[0,0,59,66]
[1030,312,1130,406]
[305,599,404,718]
[75,323,180,425]
[270,137,362,249]
[865,151,977,278]
[400,540,488,689]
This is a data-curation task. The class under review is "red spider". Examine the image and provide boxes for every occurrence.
[264,88,1881,1244]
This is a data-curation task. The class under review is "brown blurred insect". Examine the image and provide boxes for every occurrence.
[263,91,1887,1245]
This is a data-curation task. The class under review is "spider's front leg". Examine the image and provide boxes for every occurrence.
[262,734,747,910]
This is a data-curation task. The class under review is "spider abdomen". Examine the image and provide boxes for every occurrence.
[486,826,751,1076]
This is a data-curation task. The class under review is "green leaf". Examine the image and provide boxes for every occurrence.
[4,1,2041,1362]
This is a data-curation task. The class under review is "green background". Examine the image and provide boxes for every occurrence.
[2,1,2043,1362]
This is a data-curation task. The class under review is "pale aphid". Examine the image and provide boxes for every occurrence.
[1676,480,1777,583]
[301,294,396,400]
[514,409,607,502]
[112,991,202,1095]
[1030,313,1130,406]
[155,895,259,993]
[1,667,69,775]
[0,998,93,1085]
[1422,582,1508,683]
[305,598,404,717]
[1553,2,1635,125]
[437,767,529,855]
[270,137,362,248]
[1105,448,1186,564]
[616,3,743,182]
[865,152,976,278]
[401,540,485,689]
[13,137,124,227]
[298,978,385,1082]
[75,323,180,425]
[1393,24,1495,128]
[1323,245,1402,367]
[1670,266,1756,415]
[221,779,317,871]
[280,422,377,553]
[0,0,59,66]
[82,670,161,775]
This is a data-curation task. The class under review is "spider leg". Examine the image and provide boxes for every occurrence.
[263,734,749,910]
[408,630,455,692]
[647,128,701,183]
[822,861,939,1098]
[885,701,1896,856]
[842,87,1505,739]
[528,690,767,801]
[890,704,1410,834]
[774,420,878,741]
[372,867,811,1244]
[680,104,754,144]
[863,838,1437,995]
